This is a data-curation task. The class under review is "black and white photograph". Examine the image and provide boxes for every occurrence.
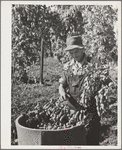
[1,1,121,149]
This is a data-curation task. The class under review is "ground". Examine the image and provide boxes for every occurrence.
[11,57,117,146]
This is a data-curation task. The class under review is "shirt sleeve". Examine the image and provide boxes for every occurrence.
[59,61,71,88]
[59,71,68,88]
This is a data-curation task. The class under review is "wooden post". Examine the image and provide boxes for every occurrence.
[40,38,44,84]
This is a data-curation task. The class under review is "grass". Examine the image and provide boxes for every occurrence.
[11,57,118,145]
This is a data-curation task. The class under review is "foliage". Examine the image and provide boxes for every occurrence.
[20,99,84,130]
[82,5,118,63]
[12,4,66,84]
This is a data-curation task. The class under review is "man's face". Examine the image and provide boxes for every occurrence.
[68,48,84,62]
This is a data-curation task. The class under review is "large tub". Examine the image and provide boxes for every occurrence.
[15,115,86,145]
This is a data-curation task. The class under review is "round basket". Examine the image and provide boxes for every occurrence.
[15,115,86,145]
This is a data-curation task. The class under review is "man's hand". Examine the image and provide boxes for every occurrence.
[59,84,67,100]
[60,91,67,100]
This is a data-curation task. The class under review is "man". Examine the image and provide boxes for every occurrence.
[59,36,101,145]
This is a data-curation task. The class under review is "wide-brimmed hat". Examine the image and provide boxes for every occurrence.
[65,36,84,51]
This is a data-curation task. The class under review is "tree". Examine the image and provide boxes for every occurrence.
[82,5,118,63]
[12,4,65,84]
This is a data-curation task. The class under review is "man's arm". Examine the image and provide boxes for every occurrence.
[59,70,68,100]
[59,84,67,100]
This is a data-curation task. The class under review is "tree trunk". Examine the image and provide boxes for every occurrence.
[49,40,53,57]
[40,38,44,84]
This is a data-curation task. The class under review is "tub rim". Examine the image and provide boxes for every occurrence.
[15,115,84,132]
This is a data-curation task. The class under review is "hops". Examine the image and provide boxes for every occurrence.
[22,98,84,130]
